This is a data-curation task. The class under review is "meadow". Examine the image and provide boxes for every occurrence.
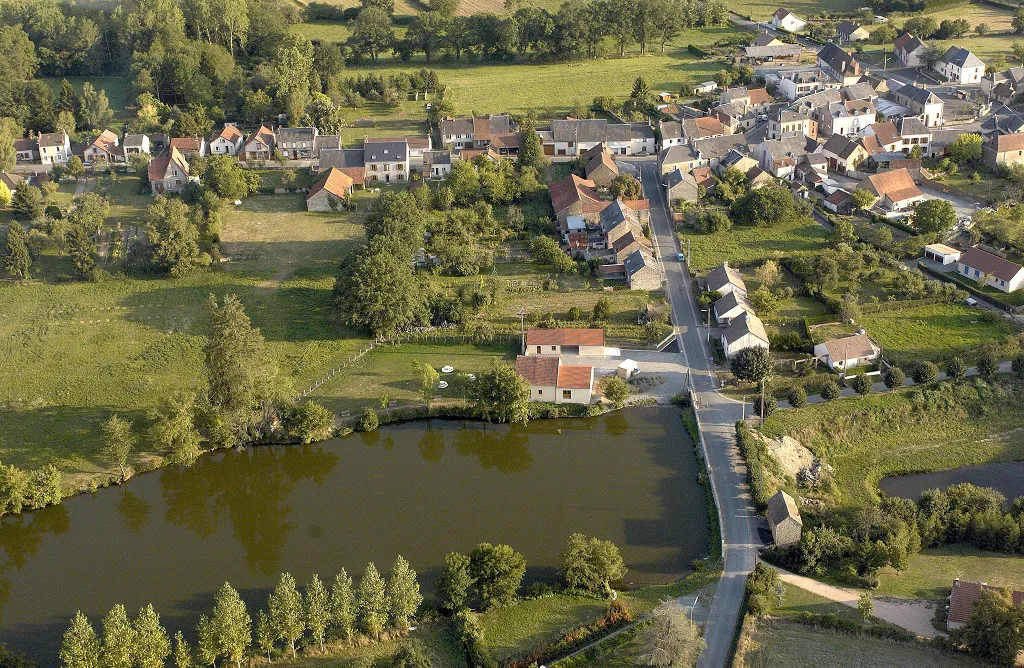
[858,302,1017,362]
[872,544,1024,601]
[680,217,830,271]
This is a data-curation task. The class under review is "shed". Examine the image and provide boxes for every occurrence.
[767,490,802,548]
[813,333,881,372]
[617,359,639,379]
[924,243,961,266]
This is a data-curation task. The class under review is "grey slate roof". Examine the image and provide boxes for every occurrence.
[660,144,698,165]
[817,42,857,76]
[659,120,684,141]
[723,311,769,345]
[277,127,316,143]
[623,249,653,278]
[841,82,876,102]
[550,119,652,143]
[692,134,749,161]
[364,140,408,162]
[318,148,365,169]
[939,46,984,69]
[424,150,451,165]
[123,134,148,148]
[894,83,941,106]
[822,134,861,159]
[897,116,929,137]
[314,135,342,152]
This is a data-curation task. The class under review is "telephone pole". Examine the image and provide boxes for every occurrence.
[518,307,526,354]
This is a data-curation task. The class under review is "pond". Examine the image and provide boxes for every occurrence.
[879,460,1024,502]
[0,406,708,664]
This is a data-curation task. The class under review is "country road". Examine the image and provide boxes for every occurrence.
[634,157,759,668]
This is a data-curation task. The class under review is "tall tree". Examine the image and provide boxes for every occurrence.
[468,543,526,609]
[305,575,330,653]
[195,615,218,668]
[560,533,627,595]
[387,556,422,634]
[146,196,203,276]
[173,631,192,668]
[356,563,389,639]
[268,573,305,658]
[349,7,394,61]
[255,611,274,662]
[67,223,96,279]
[79,82,113,130]
[517,117,543,169]
[329,569,357,643]
[960,588,1024,666]
[134,605,172,668]
[101,414,136,481]
[3,223,31,280]
[212,582,251,668]
[436,552,473,613]
[474,364,530,424]
[60,611,101,668]
[100,605,136,668]
[149,392,202,464]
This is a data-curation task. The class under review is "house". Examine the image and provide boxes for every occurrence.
[0,172,24,193]
[924,243,961,265]
[956,246,1024,293]
[659,145,701,176]
[822,134,869,174]
[753,135,816,180]
[742,44,804,65]
[147,147,196,196]
[364,140,409,183]
[775,68,841,101]
[585,150,619,187]
[612,229,653,263]
[623,249,662,290]
[706,262,747,297]
[814,333,881,372]
[122,134,151,157]
[769,107,817,140]
[241,124,275,161]
[893,32,927,68]
[721,312,769,358]
[713,291,755,325]
[38,131,71,165]
[861,122,904,154]
[691,134,750,170]
[824,188,854,214]
[711,102,757,134]
[891,83,944,128]
[659,120,688,149]
[317,148,366,187]
[524,328,607,356]
[693,81,718,95]
[277,127,318,160]
[602,200,647,246]
[209,124,244,156]
[769,7,806,32]
[306,167,354,211]
[897,116,931,155]
[423,150,452,179]
[682,117,727,141]
[169,136,207,159]
[934,46,985,85]
[665,168,700,205]
[947,580,1024,630]
[549,173,606,229]
[767,491,802,548]
[718,87,773,113]
[752,31,783,47]
[863,168,924,210]
[842,82,878,103]
[540,119,655,157]
[981,67,1024,104]
[83,130,124,165]
[716,151,758,178]
[817,43,862,86]
[836,20,869,42]
[440,115,514,152]
[14,138,38,163]
[818,99,875,137]
[983,132,1024,167]
[514,355,594,404]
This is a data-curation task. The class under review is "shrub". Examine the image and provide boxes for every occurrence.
[601,377,632,408]
[731,346,772,382]
[946,356,966,381]
[976,350,998,380]
[820,379,841,400]
[358,406,379,432]
[760,393,777,420]
[883,366,906,389]
[788,386,807,408]
[912,361,939,385]
[851,373,872,396]
[1012,354,1024,379]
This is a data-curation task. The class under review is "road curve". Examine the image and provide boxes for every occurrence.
[635,158,759,668]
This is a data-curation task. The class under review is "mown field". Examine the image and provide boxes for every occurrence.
[858,302,1017,362]
[680,217,830,271]
[872,544,1024,601]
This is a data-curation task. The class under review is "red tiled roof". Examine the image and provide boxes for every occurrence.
[213,125,244,143]
[691,167,715,188]
[557,364,593,390]
[867,168,918,199]
[526,328,605,347]
[307,167,353,201]
[948,580,1024,625]
[567,232,588,249]
[90,129,119,153]
[548,174,602,214]
[619,199,650,211]
[869,122,901,147]
[994,133,1024,154]
[515,355,559,386]
[748,88,771,105]
[170,136,203,152]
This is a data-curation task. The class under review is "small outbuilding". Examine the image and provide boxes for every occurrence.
[306,167,354,211]
[923,243,961,266]
[720,312,769,358]
[617,359,639,379]
[767,490,802,548]
[524,328,607,356]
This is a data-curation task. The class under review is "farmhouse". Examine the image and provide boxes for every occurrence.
[835,20,868,42]
[742,44,803,65]
[364,140,409,183]
[924,243,961,265]
[721,312,769,358]
[774,68,840,101]
[514,355,594,404]
[894,32,927,68]
[767,491,802,548]
[539,119,655,157]
[693,81,718,95]
[982,66,1024,103]
[818,99,875,138]
[524,328,607,356]
[277,127,318,160]
[83,130,124,164]
[706,262,747,297]
[769,7,806,32]
[306,168,354,211]
[549,174,606,229]
[947,580,1024,630]
[822,134,868,174]
[585,149,620,187]
[956,246,1024,293]
[659,145,701,175]
[665,168,700,205]
[934,46,985,85]
[863,168,924,211]
[440,115,515,153]
[814,333,881,373]
[817,43,861,86]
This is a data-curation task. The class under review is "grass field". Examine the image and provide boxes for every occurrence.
[763,385,1024,507]
[872,545,1024,602]
[733,618,990,668]
[480,594,609,662]
[858,303,1017,362]
[41,76,132,123]
[681,217,829,271]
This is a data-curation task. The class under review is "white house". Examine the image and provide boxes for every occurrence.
[813,333,881,373]
[924,243,961,266]
[894,32,927,68]
[423,150,452,179]
[122,134,151,157]
[524,328,608,356]
[863,168,925,211]
[38,131,71,165]
[706,262,747,297]
[363,139,409,183]
[694,81,718,95]
[713,291,755,326]
[148,147,197,196]
[721,312,769,358]
[769,7,806,32]
[514,355,594,404]
[209,124,244,156]
[956,246,1024,293]
[934,46,985,85]
[83,129,124,165]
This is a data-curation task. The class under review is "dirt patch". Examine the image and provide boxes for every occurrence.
[753,431,816,478]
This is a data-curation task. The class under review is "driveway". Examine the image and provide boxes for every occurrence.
[561,349,691,400]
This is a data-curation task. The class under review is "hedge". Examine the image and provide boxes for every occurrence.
[687,44,708,58]
[736,421,774,512]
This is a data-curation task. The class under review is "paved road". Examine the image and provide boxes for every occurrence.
[635,158,759,668]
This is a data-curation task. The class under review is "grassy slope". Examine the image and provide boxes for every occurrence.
[858,303,1017,362]
[480,594,608,662]
[681,218,829,272]
[873,544,1024,601]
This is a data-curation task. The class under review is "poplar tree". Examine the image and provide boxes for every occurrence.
[133,604,171,668]
[436,552,472,613]
[173,631,192,668]
[386,556,422,634]
[196,615,218,668]
[100,605,135,668]
[212,582,251,668]
[2,222,30,280]
[268,573,305,658]
[305,575,330,653]
[60,611,100,668]
[356,563,389,639]
[329,569,356,643]
[101,414,135,481]
[255,611,274,662]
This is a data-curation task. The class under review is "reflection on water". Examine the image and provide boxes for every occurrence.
[0,407,707,665]
[880,460,1024,502]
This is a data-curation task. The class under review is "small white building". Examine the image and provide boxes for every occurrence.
[924,243,961,266]
[209,124,244,156]
[769,7,806,33]
[694,81,718,95]
[515,355,594,404]
[814,333,881,373]
[721,312,769,358]
[956,246,1024,293]
[706,262,747,297]
[617,359,639,379]
[524,328,608,356]
[123,134,151,157]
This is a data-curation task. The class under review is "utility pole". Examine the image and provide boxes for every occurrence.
[687,239,691,267]
[742,396,746,421]
[707,308,712,342]
[518,307,526,354]
[760,378,765,424]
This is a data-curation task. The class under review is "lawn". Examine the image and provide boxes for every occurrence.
[480,594,609,662]
[763,385,1024,507]
[872,545,1024,602]
[858,302,1017,362]
[41,76,132,122]
[681,217,829,272]
[732,618,991,668]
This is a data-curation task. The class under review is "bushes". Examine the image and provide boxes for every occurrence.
[912,361,939,385]
[788,386,807,408]
[820,379,840,401]
[0,462,62,516]
[736,421,781,511]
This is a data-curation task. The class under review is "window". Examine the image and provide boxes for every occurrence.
[537,389,543,395]
[536,346,541,353]
[551,346,556,351]
[562,390,572,399]
[975,269,980,277]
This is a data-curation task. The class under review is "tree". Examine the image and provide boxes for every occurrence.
[1015,6,1024,34]
[829,219,856,245]
[561,533,628,595]
[79,82,114,130]
[0,181,9,209]
[517,117,543,169]
[67,155,86,180]
[255,611,274,662]
[755,260,780,288]
[912,361,939,384]
[202,155,260,199]
[593,296,612,321]
[820,379,840,400]
[946,133,983,166]
[99,414,138,483]
[637,600,706,667]
[305,575,330,653]
[529,235,576,274]
[242,89,273,125]
[358,406,379,431]
[904,17,938,38]
[145,197,204,276]
[387,556,423,634]
[3,223,31,280]
[960,588,1024,666]
[474,364,530,424]
[857,593,874,621]
[469,543,526,609]
[413,361,441,404]
[1012,353,1024,379]
[268,573,305,658]
[349,7,395,61]
[601,376,631,408]
[60,611,101,668]
[745,563,784,616]
[912,199,956,235]
[730,346,771,382]
[12,186,43,220]
[150,392,202,464]
[946,356,966,381]
[196,615,217,668]
[289,401,335,444]
[872,23,897,44]
[330,569,357,643]
[732,184,799,227]
[851,373,872,396]
[337,238,427,337]
[100,605,135,668]
[436,552,473,613]
[787,386,807,408]
[977,350,999,380]
[357,562,389,639]
[173,632,192,668]
[1015,41,1024,64]
[134,605,171,668]
[609,174,642,200]
[212,582,251,668]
